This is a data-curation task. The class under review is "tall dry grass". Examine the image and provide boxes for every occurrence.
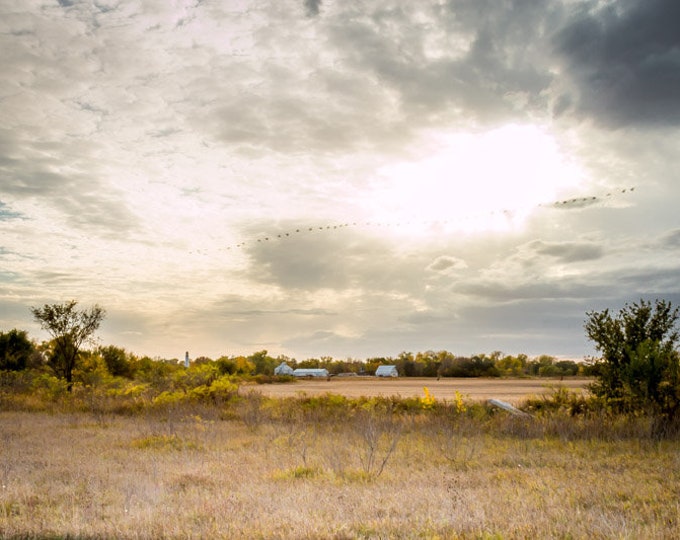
[1,385,679,539]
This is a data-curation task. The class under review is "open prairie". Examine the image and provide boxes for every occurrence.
[252,377,591,403]
[2,406,678,539]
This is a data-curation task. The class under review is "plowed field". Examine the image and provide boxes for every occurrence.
[249,377,591,403]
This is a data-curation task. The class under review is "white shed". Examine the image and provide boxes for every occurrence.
[274,362,294,375]
[375,365,399,377]
[293,368,330,378]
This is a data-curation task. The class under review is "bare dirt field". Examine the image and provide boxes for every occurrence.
[250,377,591,403]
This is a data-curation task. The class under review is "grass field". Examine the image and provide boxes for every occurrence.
[252,376,591,403]
[2,379,679,539]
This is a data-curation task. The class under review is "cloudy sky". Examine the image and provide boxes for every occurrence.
[2,0,679,361]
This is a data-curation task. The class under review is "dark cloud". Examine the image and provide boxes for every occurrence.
[199,0,565,156]
[530,240,604,263]
[619,266,680,295]
[304,0,322,18]
[2,170,137,236]
[659,229,680,249]
[555,0,680,126]
[458,278,610,304]
[324,0,558,125]
[0,133,137,236]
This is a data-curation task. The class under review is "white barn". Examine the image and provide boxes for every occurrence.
[293,368,330,378]
[274,362,294,375]
[375,365,399,377]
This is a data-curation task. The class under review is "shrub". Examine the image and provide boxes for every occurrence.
[585,299,680,436]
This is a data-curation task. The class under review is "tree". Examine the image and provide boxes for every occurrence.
[31,301,105,391]
[248,350,276,375]
[0,329,35,371]
[585,299,680,431]
[98,345,134,378]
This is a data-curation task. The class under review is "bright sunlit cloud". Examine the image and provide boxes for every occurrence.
[366,125,584,235]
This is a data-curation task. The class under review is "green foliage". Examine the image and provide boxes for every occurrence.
[246,350,278,375]
[495,353,528,377]
[554,360,580,376]
[98,345,134,378]
[523,386,592,416]
[31,373,69,401]
[216,355,254,375]
[73,350,111,387]
[585,299,680,432]
[0,329,35,371]
[173,362,219,390]
[437,354,500,377]
[30,301,105,391]
[152,374,239,408]
[131,356,181,389]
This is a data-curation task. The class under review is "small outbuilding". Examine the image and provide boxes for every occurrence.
[274,362,294,376]
[375,365,399,377]
[293,368,330,378]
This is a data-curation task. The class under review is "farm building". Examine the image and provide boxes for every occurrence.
[293,368,330,378]
[274,362,294,375]
[375,365,399,377]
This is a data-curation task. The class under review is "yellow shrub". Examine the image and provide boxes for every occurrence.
[453,390,467,414]
[421,387,436,410]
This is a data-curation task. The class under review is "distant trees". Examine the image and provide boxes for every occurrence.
[363,351,580,378]
[585,299,680,433]
[31,301,105,391]
[0,329,35,371]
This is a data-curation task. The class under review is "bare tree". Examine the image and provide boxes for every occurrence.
[354,409,402,478]
[31,300,105,391]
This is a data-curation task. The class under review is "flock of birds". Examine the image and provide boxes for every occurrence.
[220,186,635,252]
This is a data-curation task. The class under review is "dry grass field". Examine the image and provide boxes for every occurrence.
[253,376,590,403]
[2,393,679,539]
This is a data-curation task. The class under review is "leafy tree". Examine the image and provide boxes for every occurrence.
[554,360,579,376]
[0,329,35,371]
[31,301,105,391]
[248,350,277,375]
[98,345,134,378]
[297,357,321,369]
[495,354,525,377]
[216,355,254,376]
[414,350,446,377]
[74,349,110,387]
[131,355,179,390]
[585,299,680,431]
[526,355,556,376]
[394,351,416,377]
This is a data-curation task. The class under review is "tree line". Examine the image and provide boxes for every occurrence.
[0,301,586,383]
[2,299,680,434]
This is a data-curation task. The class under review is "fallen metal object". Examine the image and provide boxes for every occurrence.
[488,398,532,418]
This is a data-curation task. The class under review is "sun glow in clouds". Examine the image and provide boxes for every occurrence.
[367,125,584,235]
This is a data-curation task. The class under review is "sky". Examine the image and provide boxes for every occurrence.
[1,0,680,362]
